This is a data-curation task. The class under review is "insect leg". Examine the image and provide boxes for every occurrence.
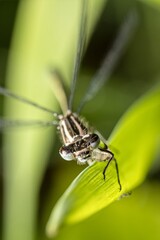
[0,86,58,117]
[103,158,112,180]
[113,157,122,191]
[77,10,138,113]
[0,119,58,131]
[103,150,122,191]
[69,0,87,110]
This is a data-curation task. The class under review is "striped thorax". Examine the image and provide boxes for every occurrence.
[58,110,113,165]
[59,110,98,164]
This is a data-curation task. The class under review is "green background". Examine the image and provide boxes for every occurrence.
[0,0,160,239]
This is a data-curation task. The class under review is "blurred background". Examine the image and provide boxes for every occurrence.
[0,0,160,239]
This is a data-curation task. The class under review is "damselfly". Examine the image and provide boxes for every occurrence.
[0,1,137,191]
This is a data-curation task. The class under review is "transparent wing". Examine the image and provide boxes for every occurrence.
[68,0,87,110]
[0,86,58,117]
[77,10,138,113]
[49,69,69,114]
[0,118,58,131]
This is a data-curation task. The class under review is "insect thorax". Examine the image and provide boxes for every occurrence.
[58,111,88,145]
[58,111,94,163]
[58,111,113,164]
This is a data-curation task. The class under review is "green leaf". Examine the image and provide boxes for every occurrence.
[46,84,160,237]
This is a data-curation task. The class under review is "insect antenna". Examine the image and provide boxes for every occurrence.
[0,86,58,118]
[77,10,138,113]
[68,0,87,110]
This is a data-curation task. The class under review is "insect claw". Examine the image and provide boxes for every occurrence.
[103,171,106,181]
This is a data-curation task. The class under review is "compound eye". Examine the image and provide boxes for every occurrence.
[90,134,100,148]
[59,146,74,161]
